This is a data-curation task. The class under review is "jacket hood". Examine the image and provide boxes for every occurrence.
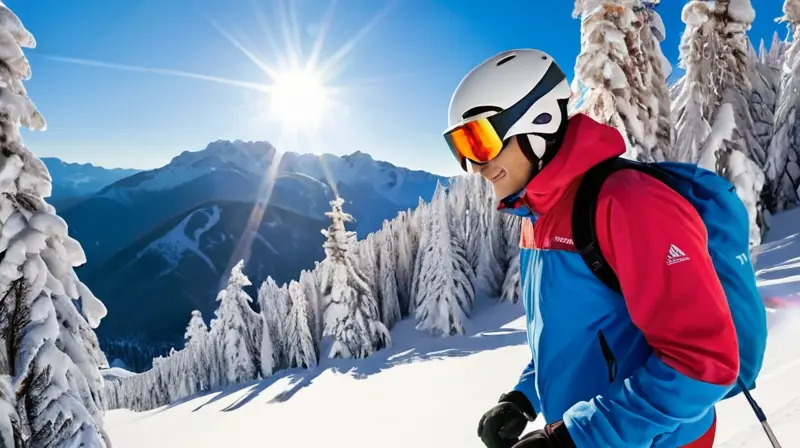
[499,113,626,217]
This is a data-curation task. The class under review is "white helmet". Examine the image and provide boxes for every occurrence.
[445,49,572,171]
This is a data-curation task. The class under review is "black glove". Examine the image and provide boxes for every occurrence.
[477,390,537,448]
[512,421,575,448]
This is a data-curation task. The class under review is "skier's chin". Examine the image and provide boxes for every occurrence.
[492,172,526,200]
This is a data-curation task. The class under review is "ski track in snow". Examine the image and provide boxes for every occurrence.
[132,205,221,276]
[105,210,800,447]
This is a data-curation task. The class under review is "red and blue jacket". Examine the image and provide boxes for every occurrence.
[501,114,739,447]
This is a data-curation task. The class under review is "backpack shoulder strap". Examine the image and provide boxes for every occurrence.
[572,157,671,294]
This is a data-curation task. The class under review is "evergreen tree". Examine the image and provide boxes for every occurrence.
[184,310,211,391]
[640,0,673,161]
[299,269,322,348]
[409,201,430,315]
[320,197,390,359]
[212,260,260,385]
[0,4,111,445]
[766,0,800,211]
[671,0,766,247]
[414,184,475,336]
[376,223,401,329]
[258,276,289,373]
[573,0,639,160]
[355,235,380,307]
[391,211,415,316]
[285,280,317,369]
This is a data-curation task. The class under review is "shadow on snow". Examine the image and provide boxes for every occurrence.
[189,299,527,413]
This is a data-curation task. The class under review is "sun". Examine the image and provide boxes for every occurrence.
[267,68,330,131]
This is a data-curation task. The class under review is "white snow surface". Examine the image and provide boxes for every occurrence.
[105,210,800,447]
[101,368,136,381]
[133,205,221,276]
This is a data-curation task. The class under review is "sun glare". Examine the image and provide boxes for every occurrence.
[268,69,329,130]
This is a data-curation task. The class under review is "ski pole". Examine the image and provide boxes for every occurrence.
[737,378,782,448]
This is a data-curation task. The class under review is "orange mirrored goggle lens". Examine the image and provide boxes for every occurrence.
[444,118,504,171]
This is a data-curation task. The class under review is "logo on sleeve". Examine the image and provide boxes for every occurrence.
[666,244,689,265]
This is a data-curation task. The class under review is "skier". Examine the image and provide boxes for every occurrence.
[444,49,743,447]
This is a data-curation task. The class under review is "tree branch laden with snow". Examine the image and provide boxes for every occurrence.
[765,0,800,211]
[0,4,110,446]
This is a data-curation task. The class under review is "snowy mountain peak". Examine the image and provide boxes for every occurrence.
[97,139,445,210]
[169,139,277,174]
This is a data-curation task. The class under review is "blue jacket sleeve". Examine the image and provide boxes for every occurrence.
[513,358,541,415]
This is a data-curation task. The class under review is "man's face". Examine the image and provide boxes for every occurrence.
[472,135,536,199]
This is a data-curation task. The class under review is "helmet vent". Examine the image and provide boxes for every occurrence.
[496,54,516,66]
[462,105,503,119]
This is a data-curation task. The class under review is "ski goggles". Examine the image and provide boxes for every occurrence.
[443,62,567,171]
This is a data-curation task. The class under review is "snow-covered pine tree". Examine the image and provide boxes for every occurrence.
[0,4,112,446]
[715,0,766,164]
[299,269,322,348]
[466,176,485,273]
[414,183,476,336]
[320,197,390,359]
[149,355,170,407]
[258,276,289,374]
[376,222,401,329]
[212,260,260,385]
[465,176,502,296]
[621,1,660,162]
[409,200,430,313]
[765,0,800,211]
[641,0,673,160]
[445,175,471,253]
[573,0,639,160]
[671,0,766,246]
[750,40,782,175]
[391,211,415,316]
[285,280,317,369]
[184,310,211,392]
[444,177,481,297]
[714,0,768,244]
[355,234,380,310]
[670,0,717,162]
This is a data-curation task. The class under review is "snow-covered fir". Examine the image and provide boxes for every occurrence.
[413,183,476,336]
[210,260,262,385]
[765,0,800,211]
[320,197,390,359]
[0,3,111,447]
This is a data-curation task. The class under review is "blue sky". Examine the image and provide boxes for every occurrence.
[9,0,787,176]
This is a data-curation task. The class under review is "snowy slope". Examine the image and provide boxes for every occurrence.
[101,368,137,382]
[104,209,800,447]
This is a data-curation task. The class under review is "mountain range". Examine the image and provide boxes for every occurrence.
[42,157,141,208]
[45,141,445,371]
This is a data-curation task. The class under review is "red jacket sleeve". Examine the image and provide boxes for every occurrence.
[594,169,739,386]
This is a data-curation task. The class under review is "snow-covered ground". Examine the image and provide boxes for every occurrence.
[105,208,800,447]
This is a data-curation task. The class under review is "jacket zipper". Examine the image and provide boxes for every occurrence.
[597,330,618,383]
